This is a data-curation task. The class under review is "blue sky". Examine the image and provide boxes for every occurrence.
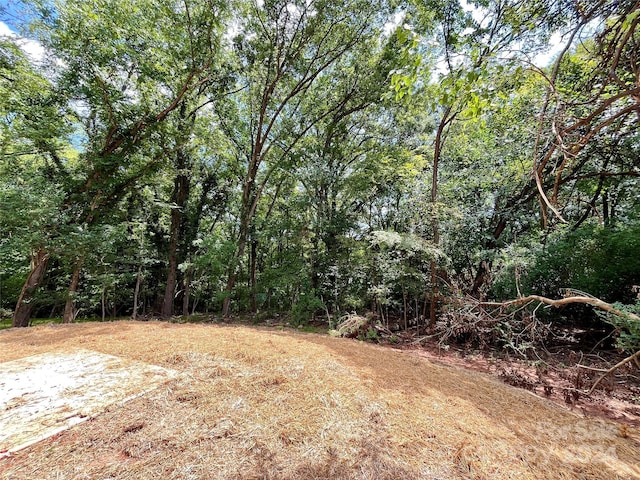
[0,0,30,32]
[0,0,46,63]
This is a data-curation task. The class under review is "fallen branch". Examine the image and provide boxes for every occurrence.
[479,293,640,394]
[588,350,640,394]
[373,324,393,336]
[480,294,640,322]
[576,364,609,372]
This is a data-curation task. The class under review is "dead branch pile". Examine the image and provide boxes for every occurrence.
[478,290,640,393]
[437,294,551,355]
[329,314,370,338]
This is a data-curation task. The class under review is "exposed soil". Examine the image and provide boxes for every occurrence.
[398,339,640,427]
[1,320,639,479]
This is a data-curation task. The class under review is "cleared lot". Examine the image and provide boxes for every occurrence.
[1,321,638,479]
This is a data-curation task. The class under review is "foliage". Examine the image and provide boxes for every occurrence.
[599,300,640,353]
[497,222,640,304]
[0,0,638,342]
[291,291,325,325]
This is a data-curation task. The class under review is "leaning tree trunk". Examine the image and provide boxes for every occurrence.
[12,247,50,328]
[428,107,453,329]
[62,262,82,323]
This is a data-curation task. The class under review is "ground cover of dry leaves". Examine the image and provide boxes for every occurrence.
[1,321,638,479]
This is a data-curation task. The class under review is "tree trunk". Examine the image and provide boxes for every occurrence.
[250,239,258,313]
[12,247,50,327]
[222,274,236,317]
[428,107,453,329]
[182,268,191,317]
[471,260,491,299]
[428,260,438,328]
[132,264,142,320]
[162,232,179,319]
[222,195,252,317]
[101,286,106,322]
[402,286,408,330]
[222,233,247,317]
[602,189,610,226]
[469,214,504,297]
[62,262,82,323]
[162,149,190,319]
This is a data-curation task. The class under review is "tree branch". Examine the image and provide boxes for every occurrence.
[480,293,640,395]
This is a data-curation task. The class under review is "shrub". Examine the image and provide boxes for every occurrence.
[493,222,640,306]
[598,299,640,353]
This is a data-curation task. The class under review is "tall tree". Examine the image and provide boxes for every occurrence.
[9,0,228,326]
[463,0,640,296]
[218,0,393,315]
[404,0,572,320]
[0,38,73,326]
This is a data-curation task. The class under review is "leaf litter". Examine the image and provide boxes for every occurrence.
[0,321,638,479]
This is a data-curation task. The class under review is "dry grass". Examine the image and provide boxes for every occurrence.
[0,320,638,479]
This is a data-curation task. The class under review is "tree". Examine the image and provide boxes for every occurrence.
[218,0,395,315]
[0,37,74,326]
[464,1,640,296]
[7,0,229,326]
[160,104,233,318]
[1,0,637,338]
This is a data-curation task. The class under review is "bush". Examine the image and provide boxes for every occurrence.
[493,222,640,305]
[291,293,325,325]
[598,300,640,353]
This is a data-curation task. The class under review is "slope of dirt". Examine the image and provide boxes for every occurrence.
[397,341,640,427]
[0,321,638,480]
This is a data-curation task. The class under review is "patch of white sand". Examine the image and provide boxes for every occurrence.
[0,350,177,454]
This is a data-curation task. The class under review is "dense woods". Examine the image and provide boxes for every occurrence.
[1,0,639,356]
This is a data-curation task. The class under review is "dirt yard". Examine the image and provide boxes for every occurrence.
[0,321,638,479]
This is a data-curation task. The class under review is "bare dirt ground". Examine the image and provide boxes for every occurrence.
[397,339,640,428]
[0,321,639,479]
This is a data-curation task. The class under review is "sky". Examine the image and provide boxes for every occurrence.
[0,19,46,63]
[0,0,46,64]
[0,0,30,31]
[0,0,565,70]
